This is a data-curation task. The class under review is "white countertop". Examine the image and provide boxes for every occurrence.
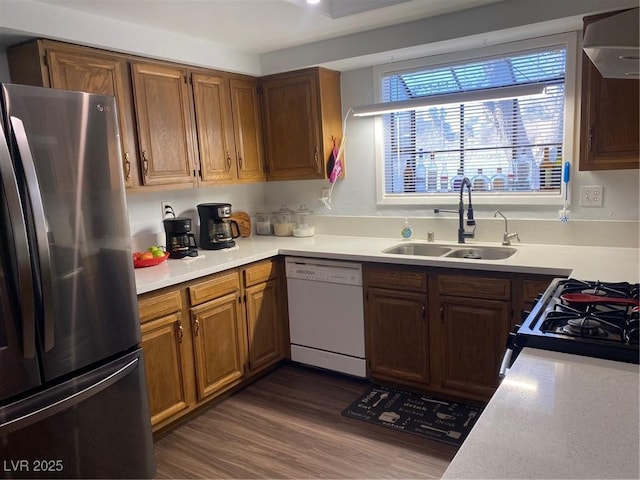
[442,349,640,479]
[135,234,639,294]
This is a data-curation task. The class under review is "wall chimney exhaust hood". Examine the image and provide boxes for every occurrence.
[583,8,639,79]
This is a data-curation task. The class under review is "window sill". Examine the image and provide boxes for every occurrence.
[376,192,564,206]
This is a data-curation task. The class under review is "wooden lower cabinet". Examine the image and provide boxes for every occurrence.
[140,313,189,425]
[245,278,282,373]
[364,265,429,387]
[243,258,287,374]
[138,289,193,431]
[366,287,429,385]
[190,292,246,400]
[364,264,552,402]
[437,296,510,398]
[138,259,286,433]
[431,274,511,401]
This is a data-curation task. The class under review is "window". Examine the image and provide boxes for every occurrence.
[373,34,577,204]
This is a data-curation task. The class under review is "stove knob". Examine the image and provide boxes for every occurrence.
[521,310,531,321]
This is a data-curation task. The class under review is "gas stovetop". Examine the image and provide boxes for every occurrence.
[515,278,639,364]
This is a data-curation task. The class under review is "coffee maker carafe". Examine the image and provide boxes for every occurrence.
[163,217,198,259]
[197,203,241,250]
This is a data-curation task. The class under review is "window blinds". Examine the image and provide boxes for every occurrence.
[381,46,567,195]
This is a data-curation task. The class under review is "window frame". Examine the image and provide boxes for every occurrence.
[372,32,579,206]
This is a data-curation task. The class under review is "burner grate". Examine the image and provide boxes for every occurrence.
[538,279,640,346]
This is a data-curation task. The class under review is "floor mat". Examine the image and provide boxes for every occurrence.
[341,384,484,447]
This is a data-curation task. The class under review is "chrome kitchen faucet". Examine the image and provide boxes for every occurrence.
[494,210,520,246]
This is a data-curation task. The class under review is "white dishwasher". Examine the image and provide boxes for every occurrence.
[285,256,366,377]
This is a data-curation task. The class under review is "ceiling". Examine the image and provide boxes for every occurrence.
[28,0,503,54]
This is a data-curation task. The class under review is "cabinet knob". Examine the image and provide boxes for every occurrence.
[142,151,149,177]
[439,306,444,323]
[177,320,184,342]
[588,126,593,152]
[193,318,199,336]
[238,155,243,170]
[123,152,131,179]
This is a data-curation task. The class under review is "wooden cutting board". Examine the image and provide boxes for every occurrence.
[230,211,252,237]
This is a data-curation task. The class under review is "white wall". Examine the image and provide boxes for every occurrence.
[0,0,261,75]
[127,183,266,251]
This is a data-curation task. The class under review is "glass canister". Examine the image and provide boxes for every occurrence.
[293,205,315,237]
[272,206,294,236]
[255,211,273,235]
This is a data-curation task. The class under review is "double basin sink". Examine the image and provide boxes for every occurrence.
[383,243,517,260]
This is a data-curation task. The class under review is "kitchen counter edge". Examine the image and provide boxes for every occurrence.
[134,235,639,295]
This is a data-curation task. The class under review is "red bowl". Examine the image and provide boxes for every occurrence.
[133,251,169,268]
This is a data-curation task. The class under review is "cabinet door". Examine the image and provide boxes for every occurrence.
[190,292,246,400]
[245,278,282,373]
[366,287,429,385]
[47,50,137,187]
[230,77,265,182]
[131,62,197,186]
[192,73,237,183]
[140,312,189,428]
[579,12,639,171]
[439,296,510,397]
[261,72,323,180]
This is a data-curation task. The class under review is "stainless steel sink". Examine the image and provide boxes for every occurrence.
[444,246,517,260]
[383,243,453,257]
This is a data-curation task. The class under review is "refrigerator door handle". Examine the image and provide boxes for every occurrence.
[10,116,54,352]
[0,120,36,358]
[0,356,139,435]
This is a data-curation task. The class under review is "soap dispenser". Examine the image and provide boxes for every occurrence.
[401,218,413,240]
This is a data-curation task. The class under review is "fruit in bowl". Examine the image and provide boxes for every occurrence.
[133,246,168,267]
[148,246,166,258]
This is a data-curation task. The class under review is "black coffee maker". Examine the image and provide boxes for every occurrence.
[163,217,198,259]
[197,203,240,250]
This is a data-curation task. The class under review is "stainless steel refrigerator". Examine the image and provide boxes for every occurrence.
[0,84,155,479]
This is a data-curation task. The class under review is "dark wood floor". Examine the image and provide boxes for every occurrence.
[154,364,457,479]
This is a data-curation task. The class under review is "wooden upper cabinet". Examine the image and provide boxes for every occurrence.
[230,77,265,182]
[7,40,140,188]
[260,67,343,181]
[131,62,198,187]
[192,72,237,183]
[191,73,265,184]
[579,11,640,171]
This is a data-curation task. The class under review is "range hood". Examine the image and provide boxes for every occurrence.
[583,8,639,79]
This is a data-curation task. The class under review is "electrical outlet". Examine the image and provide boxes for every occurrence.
[579,185,603,207]
[321,188,331,198]
[161,201,175,218]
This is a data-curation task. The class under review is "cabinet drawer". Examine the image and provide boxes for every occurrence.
[364,265,427,293]
[138,289,183,324]
[189,270,240,306]
[243,260,277,287]
[438,275,510,300]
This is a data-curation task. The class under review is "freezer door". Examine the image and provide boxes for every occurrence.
[0,117,41,399]
[1,84,140,381]
[0,251,41,400]
[0,348,155,479]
